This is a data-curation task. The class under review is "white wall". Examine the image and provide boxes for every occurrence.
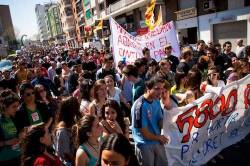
[198,6,250,44]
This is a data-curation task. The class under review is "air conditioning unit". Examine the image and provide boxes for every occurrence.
[203,0,215,11]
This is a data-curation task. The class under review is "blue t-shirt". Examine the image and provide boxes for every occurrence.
[131,96,163,146]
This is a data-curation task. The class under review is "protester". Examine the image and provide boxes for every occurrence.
[163,44,179,72]
[145,59,158,81]
[0,90,21,166]
[75,115,102,166]
[21,123,62,166]
[98,133,139,166]
[142,47,152,62]
[34,84,58,118]
[104,75,129,108]
[79,79,93,115]
[131,77,168,166]
[96,54,116,81]
[156,59,176,87]
[122,65,145,103]
[54,96,81,165]
[134,58,147,80]
[15,61,28,85]
[235,39,245,58]
[0,69,18,93]
[100,99,129,139]
[31,67,59,97]
[176,47,192,75]
[89,79,107,119]
[14,83,52,132]
[161,81,178,110]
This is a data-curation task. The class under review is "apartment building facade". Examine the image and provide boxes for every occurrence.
[59,0,76,47]
[35,4,50,41]
[166,0,250,48]
[45,4,64,40]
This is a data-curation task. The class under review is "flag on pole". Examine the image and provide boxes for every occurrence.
[145,0,156,31]
[154,6,163,27]
[94,20,103,32]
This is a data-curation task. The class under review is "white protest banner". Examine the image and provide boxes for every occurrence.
[163,74,250,166]
[109,17,180,64]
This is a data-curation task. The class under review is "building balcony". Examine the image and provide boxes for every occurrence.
[106,0,146,15]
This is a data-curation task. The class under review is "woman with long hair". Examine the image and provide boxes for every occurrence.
[34,84,58,118]
[88,79,107,120]
[14,83,52,133]
[98,133,139,166]
[79,79,94,116]
[0,90,21,166]
[200,66,225,95]
[104,75,129,108]
[75,115,103,166]
[21,123,62,166]
[54,96,81,166]
[184,68,203,104]
[100,99,129,139]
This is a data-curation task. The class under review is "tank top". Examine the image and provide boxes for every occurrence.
[79,144,97,166]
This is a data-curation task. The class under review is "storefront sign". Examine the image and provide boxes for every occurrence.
[176,7,197,21]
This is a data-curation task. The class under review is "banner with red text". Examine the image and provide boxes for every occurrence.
[109,17,180,64]
[163,75,250,166]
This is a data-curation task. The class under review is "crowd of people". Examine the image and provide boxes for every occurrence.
[0,38,249,166]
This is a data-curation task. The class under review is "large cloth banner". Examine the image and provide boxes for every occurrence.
[109,17,180,64]
[163,75,250,166]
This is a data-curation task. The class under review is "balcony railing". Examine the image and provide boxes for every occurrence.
[106,0,137,14]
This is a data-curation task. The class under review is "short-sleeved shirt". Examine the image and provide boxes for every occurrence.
[131,96,163,146]
[0,117,21,161]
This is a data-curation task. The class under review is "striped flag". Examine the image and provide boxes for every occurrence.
[145,0,156,31]
[154,6,163,27]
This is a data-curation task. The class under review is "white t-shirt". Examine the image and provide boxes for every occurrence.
[108,87,122,104]
[80,99,90,114]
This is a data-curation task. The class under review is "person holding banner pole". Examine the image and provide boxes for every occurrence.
[131,77,168,166]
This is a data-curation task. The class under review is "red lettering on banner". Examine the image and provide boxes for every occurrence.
[222,89,237,116]
[194,99,212,128]
[176,106,196,143]
[118,48,141,60]
[117,34,141,50]
[145,41,155,50]
[153,48,165,59]
[159,36,168,47]
[211,95,225,119]
[244,84,250,109]
[176,89,239,143]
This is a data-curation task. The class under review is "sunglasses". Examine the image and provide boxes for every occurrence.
[25,92,35,97]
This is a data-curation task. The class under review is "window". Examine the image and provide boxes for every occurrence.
[76,0,83,13]
[99,2,104,11]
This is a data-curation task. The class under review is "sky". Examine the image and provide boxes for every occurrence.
[1,0,56,39]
